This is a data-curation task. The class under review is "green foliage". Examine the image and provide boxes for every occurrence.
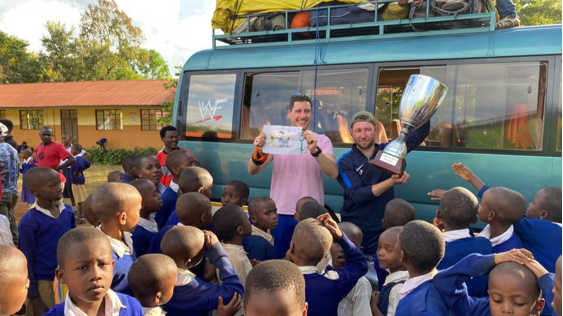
[0,31,42,83]
[87,147,158,165]
[158,65,182,125]
[515,0,562,26]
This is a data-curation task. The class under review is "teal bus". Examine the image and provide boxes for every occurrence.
[172,9,562,222]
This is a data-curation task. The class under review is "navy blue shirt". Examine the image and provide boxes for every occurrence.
[156,187,178,229]
[44,292,143,316]
[242,235,277,261]
[69,156,91,184]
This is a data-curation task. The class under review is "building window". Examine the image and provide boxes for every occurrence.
[0,110,5,119]
[20,110,44,130]
[96,110,122,130]
[141,109,165,131]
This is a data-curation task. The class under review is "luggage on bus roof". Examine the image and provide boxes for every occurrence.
[212,0,366,33]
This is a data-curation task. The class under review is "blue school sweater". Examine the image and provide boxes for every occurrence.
[395,279,450,316]
[163,243,244,316]
[491,231,522,253]
[155,187,178,229]
[166,210,180,226]
[44,292,143,316]
[131,225,157,257]
[69,156,91,184]
[18,203,76,299]
[437,236,492,298]
[107,235,137,296]
[513,218,562,273]
[120,174,136,184]
[303,234,369,316]
[242,235,277,261]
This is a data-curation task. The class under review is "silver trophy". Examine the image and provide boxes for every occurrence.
[371,74,448,174]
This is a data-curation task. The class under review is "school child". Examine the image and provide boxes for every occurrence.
[166,167,213,226]
[156,150,194,229]
[243,260,308,316]
[121,155,141,184]
[69,144,91,221]
[435,187,492,297]
[478,187,525,253]
[287,215,368,316]
[394,220,449,316]
[137,154,165,195]
[18,167,76,316]
[382,199,415,229]
[82,194,100,227]
[91,183,142,295]
[242,196,278,261]
[19,149,36,206]
[221,180,249,207]
[46,227,144,316]
[212,205,253,284]
[432,249,551,316]
[370,227,408,316]
[108,170,125,183]
[128,254,177,316]
[130,179,162,257]
[554,256,562,316]
[160,226,244,316]
[526,187,562,223]
[0,213,13,246]
[293,196,318,222]
[329,222,371,316]
[0,245,29,316]
[297,201,328,222]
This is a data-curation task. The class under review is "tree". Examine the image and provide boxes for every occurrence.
[137,49,170,79]
[515,0,562,26]
[159,65,182,125]
[0,31,42,83]
[40,22,84,82]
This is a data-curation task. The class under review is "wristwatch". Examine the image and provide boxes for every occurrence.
[311,146,322,157]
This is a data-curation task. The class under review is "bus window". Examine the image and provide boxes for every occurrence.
[185,73,237,140]
[240,72,300,140]
[302,68,369,143]
[377,62,547,151]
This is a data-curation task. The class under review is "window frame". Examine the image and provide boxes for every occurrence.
[140,109,165,131]
[95,109,123,131]
[19,110,45,130]
[0,110,5,120]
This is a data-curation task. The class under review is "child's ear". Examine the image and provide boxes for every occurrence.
[55,268,66,284]
[197,187,204,194]
[381,218,387,228]
[302,302,309,316]
[241,198,248,206]
[29,188,38,197]
[236,225,244,236]
[154,292,163,304]
[534,298,545,316]
[249,215,257,225]
[488,211,496,222]
[118,212,127,225]
[539,210,549,220]
[399,250,407,265]
[436,210,442,220]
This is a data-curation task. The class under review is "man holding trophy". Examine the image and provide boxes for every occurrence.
[336,74,448,256]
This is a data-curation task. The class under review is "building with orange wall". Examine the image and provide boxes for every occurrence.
[0,80,174,150]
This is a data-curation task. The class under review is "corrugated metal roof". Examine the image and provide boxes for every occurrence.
[0,80,175,108]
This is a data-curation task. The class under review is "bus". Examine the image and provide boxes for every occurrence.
[172,8,562,223]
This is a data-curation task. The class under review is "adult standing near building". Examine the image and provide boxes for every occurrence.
[0,122,19,245]
[60,134,89,209]
[156,125,197,187]
[248,94,339,258]
[0,119,17,150]
[336,111,429,255]
[36,127,76,190]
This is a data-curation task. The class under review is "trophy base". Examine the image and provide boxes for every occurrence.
[369,151,406,175]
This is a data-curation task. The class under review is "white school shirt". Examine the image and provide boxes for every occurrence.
[0,214,14,247]
[479,225,515,247]
[337,276,372,316]
[398,269,437,299]
[382,270,410,316]
[64,289,125,316]
[443,228,472,242]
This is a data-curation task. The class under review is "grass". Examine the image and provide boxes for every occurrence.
[14,164,122,222]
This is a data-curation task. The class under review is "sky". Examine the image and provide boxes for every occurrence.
[0,0,217,75]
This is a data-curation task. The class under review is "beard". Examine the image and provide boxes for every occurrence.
[356,138,375,150]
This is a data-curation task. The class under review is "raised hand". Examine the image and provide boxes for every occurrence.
[253,132,266,153]
[217,293,242,316]
[391,171,410,185]
[317,213,343,240]
[452,162,475,182]
[428,189,447,201]
[203,230,219,250]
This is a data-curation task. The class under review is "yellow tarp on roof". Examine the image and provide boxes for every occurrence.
[212,0,366,33]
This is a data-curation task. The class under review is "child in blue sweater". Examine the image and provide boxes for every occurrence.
[70,144,91,222]
[394,220,449,316]
[130,179,162,257]
[121,155,140,184]
[166,167,213,226]
[436,187,493,297]
[244,260,307,316]
[433,249,552,316]
[0,245,29,316]
[243,196,278,262]
[161,226,244,316]
[287,214,368,316]
[91,183,142,295]
[137,154,164,195]
[19,149,36,206]
[155,150,194,228]
[18,167,76,316]
[107,170,124,183]
[46,227,143,316]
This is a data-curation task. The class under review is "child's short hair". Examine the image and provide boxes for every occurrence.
[439,187,478,229]
[291,218,332,264]
[490,262,541,299]
[384,199,416,227]
[338,222,363,245]
[0,245,28,315]
[248,196,274,215]
[225,180,250,200]
[23,167,59,191]
[72,143,83,152]
[296,196,316,211]
[122,155,140,172]
[176,192,211,226]
[82,194,99,226]
[244,260,306,309]
[161,226,204,260]
[165,150,193,174]
[178,167,213,193]
[91,183,142,222]
[20,149,32,158]
[107,170,124,183]
[540,187,562,223]
[57,227,109,269]
[486,187,527,224]
[298,201,327,222]
[212,205,246,241]
[128,254,177,303]
[400,220,445,272]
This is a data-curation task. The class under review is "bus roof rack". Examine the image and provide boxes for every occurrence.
[212,0,497,49]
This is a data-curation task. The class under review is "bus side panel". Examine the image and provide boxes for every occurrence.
[552,157,562,187]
